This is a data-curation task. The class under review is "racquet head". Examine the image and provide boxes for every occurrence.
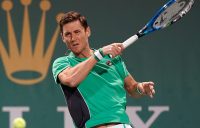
[138,0,195,37]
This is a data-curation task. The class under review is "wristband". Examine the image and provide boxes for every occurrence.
[94,49,103,61]
[93,54,100,61]
[99,48,105,57]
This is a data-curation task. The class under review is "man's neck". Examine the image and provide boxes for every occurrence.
[75,48,93,58]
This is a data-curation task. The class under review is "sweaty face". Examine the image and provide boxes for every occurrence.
[61,20,90,55]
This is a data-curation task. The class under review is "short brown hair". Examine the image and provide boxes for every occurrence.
[59,11,88,34]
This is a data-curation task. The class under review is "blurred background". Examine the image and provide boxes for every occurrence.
[0,0,199,128]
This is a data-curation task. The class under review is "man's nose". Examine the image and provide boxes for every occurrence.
[71,33,77,41]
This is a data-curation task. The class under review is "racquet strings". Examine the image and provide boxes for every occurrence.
[153,0,189,28]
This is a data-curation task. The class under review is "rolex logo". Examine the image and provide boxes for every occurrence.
[0,0,61,85]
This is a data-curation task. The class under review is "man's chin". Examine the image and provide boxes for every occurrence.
[71,49,81,55]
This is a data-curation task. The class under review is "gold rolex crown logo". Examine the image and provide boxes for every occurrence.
[0,0,62,85]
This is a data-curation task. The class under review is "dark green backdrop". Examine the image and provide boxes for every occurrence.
[0,0,199,128]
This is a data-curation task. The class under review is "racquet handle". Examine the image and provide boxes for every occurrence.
[109,34,139,58]
[122,34,138,49]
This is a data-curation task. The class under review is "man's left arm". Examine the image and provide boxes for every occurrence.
[124,75,155,98]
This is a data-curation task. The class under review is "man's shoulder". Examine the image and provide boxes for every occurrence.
[53,55,72,64]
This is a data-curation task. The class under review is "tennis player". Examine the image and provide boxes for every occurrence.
[52,11,155,128]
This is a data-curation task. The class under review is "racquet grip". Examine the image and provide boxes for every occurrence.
[109,34,138,58]
[122,34,138,49]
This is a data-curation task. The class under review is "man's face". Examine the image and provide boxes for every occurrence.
[61,20,91,54]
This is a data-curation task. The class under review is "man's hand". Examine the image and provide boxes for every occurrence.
[138,82,155,98]
[102,43,124,58]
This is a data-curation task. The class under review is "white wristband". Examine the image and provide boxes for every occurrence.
[94,50,103,60]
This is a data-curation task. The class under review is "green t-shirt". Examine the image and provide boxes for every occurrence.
[52,52,131,128]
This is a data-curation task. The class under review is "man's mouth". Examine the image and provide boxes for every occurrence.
[72,43,79,47]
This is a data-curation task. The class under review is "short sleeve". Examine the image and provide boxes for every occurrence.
[112,56,129,80]
[52,57,71,84]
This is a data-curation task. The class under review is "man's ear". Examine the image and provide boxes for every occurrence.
[61,33,65,42]
[86,27,91,37]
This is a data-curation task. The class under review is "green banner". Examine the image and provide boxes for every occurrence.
[0,0,199,128]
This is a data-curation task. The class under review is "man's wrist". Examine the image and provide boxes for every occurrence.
[93,48,104,61]
[136,82,143,95]
[99,48,105,57]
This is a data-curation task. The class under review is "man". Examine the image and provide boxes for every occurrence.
[52,11,155,128]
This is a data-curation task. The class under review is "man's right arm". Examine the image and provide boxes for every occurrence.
[57,43,124,88]
[58,55,97,88]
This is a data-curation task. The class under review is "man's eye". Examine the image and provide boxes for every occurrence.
[75,30,80,34]
[65,33,71,37]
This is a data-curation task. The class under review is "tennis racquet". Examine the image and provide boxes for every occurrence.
[122,0,195,49]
